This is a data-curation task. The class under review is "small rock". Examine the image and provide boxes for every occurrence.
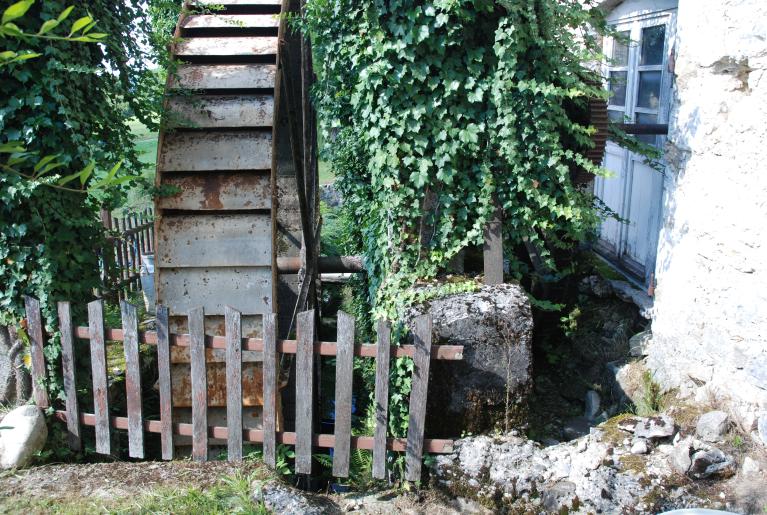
[563,416,591,441]
[671,436,693,475]
[696,410,729,442]
[0,405,48,469]
[742,456,761,475]
[585,390,601,420]
[541,481,577,512]
[633,415,675,440]
[254,480,326,515]
[628,330,651,357]
[617,417,639,433]
[758,414,767,446]
[689,447,735,479]
[630,438,649,455]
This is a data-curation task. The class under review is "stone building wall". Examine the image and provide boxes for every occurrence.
[646,0,767,427]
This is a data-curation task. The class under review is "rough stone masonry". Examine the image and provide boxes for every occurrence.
[644,0,767,436]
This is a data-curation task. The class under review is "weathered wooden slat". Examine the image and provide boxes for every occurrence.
[332,311,355,478]
[56,410,455,452]
[157,214,272,268]
[158,131,272,172]
[157,267,272,316]
[183,14,279,30]
[169,64,276,90]
[57,301,81,451]
[159,172,272,211]
[156,306,174,460]
[192,0,282,7]
[483,204,504,285]
[120,302,145,459]
[295,309,314,475]
[372,319,391,480]
[175,37,277,57]
[167,95,274,129]
[262,312,277,467]
[88,300,111,455]
[23,296,49,408]
[405,315,433,482]
[225,306,243,462]
[70,325,464,359]
[189,307,208,462]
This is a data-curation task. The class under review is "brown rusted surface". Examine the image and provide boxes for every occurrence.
[182,15,279,30]
[159,172,272,211]
[175,37,278,57]
[169,314,264,338]
[170,362,264,407]
[169,64,277,90]
[157,213,272,268]
[167,95,274,129]
[158,131,272,172]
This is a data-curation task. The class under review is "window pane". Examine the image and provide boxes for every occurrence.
[608,71,627,107]
[640,25,665,65]
[612,31,630,66]
[637,71,662,108]
[608,110,625,122]
[636,113,658,145]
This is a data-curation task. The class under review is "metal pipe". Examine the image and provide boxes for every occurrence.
[277,255,365,274]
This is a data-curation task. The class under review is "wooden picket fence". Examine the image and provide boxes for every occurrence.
[100,208,154,297]
[23,296,463,481]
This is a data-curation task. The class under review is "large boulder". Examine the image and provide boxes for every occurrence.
[0,405,48,469]
[0,325,31,406]
[405,283,533,436]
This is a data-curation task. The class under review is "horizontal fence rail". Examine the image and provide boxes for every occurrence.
[24,297,463,480]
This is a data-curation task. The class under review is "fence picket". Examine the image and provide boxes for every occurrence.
[262,313,278,467]
[23,296,49,408]
[57,301,81,451]
[156,305,174,460]
[332,311,355,477]
[405,314,433,482]
[121,301,144,458]
[189,307,208,462]
[88,300,111,455]
[225,306,243,462]
[295,309,315,475]
[372,319,391,479]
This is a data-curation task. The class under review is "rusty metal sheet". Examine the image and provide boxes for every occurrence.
[159,131,272,172]
[171,362,263,407]
[170,346,262,364]
[175,37,277,57]
[170,314,264,338]
[169,64,276,90]
[182,15,279,30]
[167,95,274,129]
[157,213,272,267]
[157,267,272,316]
[159,172,272,211]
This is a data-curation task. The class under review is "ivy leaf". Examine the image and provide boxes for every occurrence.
[1,0,34,26]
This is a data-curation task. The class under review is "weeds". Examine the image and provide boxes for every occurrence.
[635,371,664,416]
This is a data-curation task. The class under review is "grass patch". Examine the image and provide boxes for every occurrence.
[319,160,334,184]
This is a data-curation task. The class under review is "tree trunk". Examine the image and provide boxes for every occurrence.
[0,324,31,406]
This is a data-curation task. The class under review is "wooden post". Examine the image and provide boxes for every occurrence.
[372,320,391,480]
[23,296,49,409]
[189,307,208,462]
[483,202,504,285]
[332,311,355,478]
[295,309,314,475]
[405,315,433,482]
[262,313,278,468]
[121,301,144,459]
[57,301,81,451]
[225,306,243,462]
[88,300,111,455]
[156,305,174,460]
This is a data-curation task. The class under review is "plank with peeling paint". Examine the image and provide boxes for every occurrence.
[332,311,355,478]
[159,172,272,211]
[175,37,277,57]
[189,307,208,462]
[225,306,243,462]
[23,296,49,408]
[262,313,277,467]
[121,301,144,459]
[405,315,432,482]
[169,64,276,90]
[57,302,81,451]
[157,214,272,268]
[295,310,314,475]
[156,306,174,460]
[182,15,279,30]
[167,95,274,129]
[88,300,111,455]
[158,131,272,172]
[372,320,391,479]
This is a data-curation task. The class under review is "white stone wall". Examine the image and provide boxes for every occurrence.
[647,0,767,428]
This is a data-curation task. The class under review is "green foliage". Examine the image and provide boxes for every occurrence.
[636,370,663,416]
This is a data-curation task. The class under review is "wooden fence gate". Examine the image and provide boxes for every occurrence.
[23,297,462,481]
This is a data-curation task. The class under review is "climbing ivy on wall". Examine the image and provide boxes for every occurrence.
[305,0,610,323]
